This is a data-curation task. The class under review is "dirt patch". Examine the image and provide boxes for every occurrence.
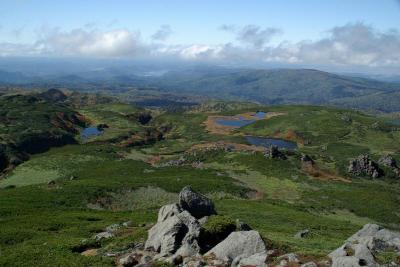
[302,162,351,183]
[273,129,305,145]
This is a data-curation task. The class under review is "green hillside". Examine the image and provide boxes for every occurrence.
[1,97,400,266]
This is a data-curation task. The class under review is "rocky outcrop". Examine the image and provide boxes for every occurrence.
[264,146,287,160]
[179,186,216,219]
[329,224,400,267]
[348,154,383,178]
[117,186,280,267]
[379,154,400,178]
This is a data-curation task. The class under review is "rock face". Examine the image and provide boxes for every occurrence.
[179,186,216,219]
[329,223,400,267]
[348,154,383,178]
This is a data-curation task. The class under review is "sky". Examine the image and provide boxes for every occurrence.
[0,0,400,73]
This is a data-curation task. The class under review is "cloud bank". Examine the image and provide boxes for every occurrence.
[0,23,399,72]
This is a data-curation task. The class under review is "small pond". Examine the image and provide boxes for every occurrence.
[215,111,266,127]
[81,127,103,139]
[245,136,298,150]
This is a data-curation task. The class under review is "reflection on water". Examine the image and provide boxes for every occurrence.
[245,136,297,150]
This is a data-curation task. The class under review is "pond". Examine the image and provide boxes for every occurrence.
[81,127,103,139]
[215,111,266,127]
[245,136,298,150]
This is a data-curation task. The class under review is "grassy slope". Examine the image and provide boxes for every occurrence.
[1,103,400,266]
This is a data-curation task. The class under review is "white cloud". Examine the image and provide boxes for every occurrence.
[0,23,399,71]
[33,27,147,57]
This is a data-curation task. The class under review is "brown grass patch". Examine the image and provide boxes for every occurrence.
[302,162,351,183]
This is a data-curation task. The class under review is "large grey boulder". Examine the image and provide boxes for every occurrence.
[145,215,187,256]
[179,186,216,219]
[347,223,400,251]
[145,205,202,259]
[173,211,202,259]
[205,230,267,262]
[329,224,400,267]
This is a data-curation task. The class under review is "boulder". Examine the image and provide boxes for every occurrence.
[205,230,267,262]
[179,186,216,219]
[378,154,397,168]
[145,215,187,256]
[295,229,310,239]
[119,253,139,267]
[158,203,182,222]
[348,154,383,178]
[329,224,400,267]
[331,256,363,267]
[236,252,268,267]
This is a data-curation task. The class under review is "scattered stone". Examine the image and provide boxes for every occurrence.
[122,221,133,227]
[301,262,318,267]
[119,253,140,267]
[93,231,114,241]
[47,180,55,185]
[294,229,310,239]
[81,249,98,257]
[179,186,216,219]
[106,223,121,233]
[264,145,287,160]
[301,154,314,165]
[348,154,383,178]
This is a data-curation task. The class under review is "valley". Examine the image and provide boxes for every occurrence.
[1,89,400,266]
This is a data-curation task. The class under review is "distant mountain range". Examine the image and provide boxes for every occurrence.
[1,66,400,112]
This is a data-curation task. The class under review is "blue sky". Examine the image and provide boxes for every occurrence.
[0,0,399,73]
[1,0,399,44]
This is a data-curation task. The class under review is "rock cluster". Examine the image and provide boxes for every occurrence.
[379,154,400,177]
[348,154,383,178]
[117,186,309,267]
[329,224,400,267]
[264,146,287,160]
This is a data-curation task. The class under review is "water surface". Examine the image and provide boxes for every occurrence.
[245,136,297,150]
[81,127,103,139]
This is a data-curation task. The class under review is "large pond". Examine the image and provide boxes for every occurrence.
[245,136,298,150]
[81,127,103,139]
[215,111,266,127]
